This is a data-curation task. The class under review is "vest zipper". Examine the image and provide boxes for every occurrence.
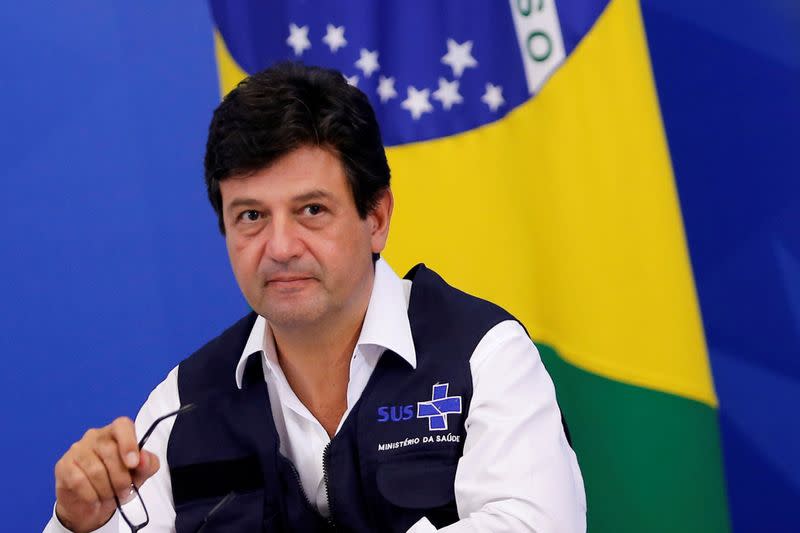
[287,460,319,515]
[322,441,337,529]
[287,453,337,529]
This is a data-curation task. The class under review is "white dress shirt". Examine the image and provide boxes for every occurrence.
[45,259,586,532]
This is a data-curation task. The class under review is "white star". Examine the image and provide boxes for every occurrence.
[432,78,463,110]
[355,48,380,78]
[481,83,505,112]
[322,24,347,53]
[286,23,311,56]
[441,39,478,78]
[344,74,359,87]
[376,76,397,103]
[401,86,433,120]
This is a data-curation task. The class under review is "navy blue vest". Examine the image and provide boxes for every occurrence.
[166,264,562,532]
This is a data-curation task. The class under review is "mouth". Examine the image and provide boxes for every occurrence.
[265,275,316,289]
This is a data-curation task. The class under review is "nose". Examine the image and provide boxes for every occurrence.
[265,216,305,264]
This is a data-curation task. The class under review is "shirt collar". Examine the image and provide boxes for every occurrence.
[235,258,416,389]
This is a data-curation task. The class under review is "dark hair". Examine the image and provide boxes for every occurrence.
[204,62,391,234]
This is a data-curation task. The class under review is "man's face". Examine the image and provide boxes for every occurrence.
[220,145,392,330]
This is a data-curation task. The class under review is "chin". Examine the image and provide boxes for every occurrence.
[260,302,327,329]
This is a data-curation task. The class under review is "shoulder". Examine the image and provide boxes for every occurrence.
[405,264,517,334]
[134,365,181,436]
[470,319,538,377]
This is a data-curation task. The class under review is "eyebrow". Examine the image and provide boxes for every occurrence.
[225,189,335,213]
[292,189,334,203]
[225,198,261,213]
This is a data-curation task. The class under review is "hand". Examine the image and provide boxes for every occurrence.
[54,417,160,533]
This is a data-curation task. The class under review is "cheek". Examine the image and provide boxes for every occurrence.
[322,221,372,260]
[226,236,262,283]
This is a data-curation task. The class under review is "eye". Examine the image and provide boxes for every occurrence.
[238,210,261,222]
[303,204,325,216]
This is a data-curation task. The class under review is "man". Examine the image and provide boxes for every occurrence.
[45,63,586,532]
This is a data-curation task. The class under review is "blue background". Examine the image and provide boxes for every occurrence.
[641,1,800,529]
[0,3,244,528]
[1,1,797,531]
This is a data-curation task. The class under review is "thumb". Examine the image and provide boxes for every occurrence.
[132,450,160,486]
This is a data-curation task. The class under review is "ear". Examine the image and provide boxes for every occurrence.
[368,187,394,254]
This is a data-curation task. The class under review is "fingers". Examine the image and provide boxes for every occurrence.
[54,439,119,532]
[93,433,135,499]
[53,416,159,532]
[54,424,131,506]
[72,449,115,501]
[109,416,140,469]
[99,417,161,493]
[132,450,161,487]
[55,454,101,506]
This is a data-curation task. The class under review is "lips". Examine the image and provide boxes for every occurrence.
[264,274,316,289]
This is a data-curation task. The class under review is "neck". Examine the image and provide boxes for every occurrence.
[273,303,367,374]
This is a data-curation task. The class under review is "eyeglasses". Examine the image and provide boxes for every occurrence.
[114,403,196,532]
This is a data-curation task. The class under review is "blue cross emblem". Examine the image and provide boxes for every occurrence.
[417,383,462,431]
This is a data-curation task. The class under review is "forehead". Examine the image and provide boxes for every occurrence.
[220,145,349,205]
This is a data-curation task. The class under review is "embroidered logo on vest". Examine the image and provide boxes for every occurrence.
[375,383,464,452]
[416,383,463,431]
[375,382,463,431]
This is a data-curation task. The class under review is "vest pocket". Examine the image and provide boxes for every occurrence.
[171,456,283,531]
[376,457,458,509]
[171,455,263,506]
[174,489,275,532]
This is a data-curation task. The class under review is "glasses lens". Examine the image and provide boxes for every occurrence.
[118,485,148,530]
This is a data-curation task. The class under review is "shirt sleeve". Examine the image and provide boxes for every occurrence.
[42,503,120,533]
[431,320,586,533]
[43,366,181,533]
